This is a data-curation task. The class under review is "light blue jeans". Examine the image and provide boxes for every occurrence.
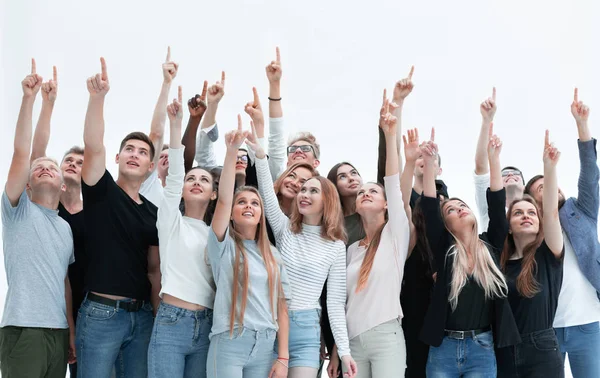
[426,330,496,378]
[287,309,321,369]
[75,297,154,378]
[555,322,600,378]
[207,327,276,378]
[148,302,213,378]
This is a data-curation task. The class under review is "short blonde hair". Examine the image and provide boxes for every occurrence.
[288,132,320,159]
[30,157,63,182]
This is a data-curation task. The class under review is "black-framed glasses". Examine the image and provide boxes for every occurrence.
[287,145,314,154]
[237,155,249,163]
[502,169,521,177]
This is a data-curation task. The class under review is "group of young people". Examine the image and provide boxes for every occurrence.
[0,46,598,378]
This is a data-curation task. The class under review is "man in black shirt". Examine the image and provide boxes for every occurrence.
[75,56,169,378]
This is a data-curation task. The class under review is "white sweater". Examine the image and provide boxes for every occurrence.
[345,173,410,339]
[157,147,216,308]
[255,157,351,358]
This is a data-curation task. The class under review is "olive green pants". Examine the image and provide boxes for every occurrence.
[0,326,69,378]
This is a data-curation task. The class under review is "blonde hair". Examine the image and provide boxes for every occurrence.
[441,198,508,311]
[229,186,284,335]
[30,157,63,183]
[288,132,321,159]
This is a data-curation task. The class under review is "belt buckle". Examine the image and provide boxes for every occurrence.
[451,330,465,340]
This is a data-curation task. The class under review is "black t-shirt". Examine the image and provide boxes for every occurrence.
[58,203,86,322]
[82,170,159,300]
[505,241,564,334]
[445,277,493,330]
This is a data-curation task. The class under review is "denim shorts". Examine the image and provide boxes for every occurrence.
[284,309,321,369]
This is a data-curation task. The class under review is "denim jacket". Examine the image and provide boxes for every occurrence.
[559,139,600,294]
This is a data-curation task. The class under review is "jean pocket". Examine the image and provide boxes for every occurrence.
[372,319,401,335]
[473,331,494,350]
[531,332,559,351]
[578,322,600,334]
[86,303,117,321]
[156,310,180,325]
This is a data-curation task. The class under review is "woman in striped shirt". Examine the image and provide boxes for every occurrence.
[247,124,358,378]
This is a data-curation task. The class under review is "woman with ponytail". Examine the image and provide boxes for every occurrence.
[331,100,411,378]
[207,116,290,378]
[496,131,564,378]
[420,125,520,377]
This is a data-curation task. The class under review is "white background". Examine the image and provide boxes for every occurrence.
[3,0,599,376]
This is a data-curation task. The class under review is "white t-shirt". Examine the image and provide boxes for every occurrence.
[553,230,600,327]
[140,169,164,208]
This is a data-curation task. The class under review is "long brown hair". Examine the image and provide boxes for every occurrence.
[229,186,282,335]
[355,184,387,292]
[290,176,346,242]
[500,196,544,298]
[273,162,316,205]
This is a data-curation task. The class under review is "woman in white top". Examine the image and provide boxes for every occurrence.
[247,124,358,378]
[148,89,218,378]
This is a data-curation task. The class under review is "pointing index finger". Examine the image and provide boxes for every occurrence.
[574,88,578,103]
[31,58,37,74]
[430,128,435,142]
[237,114,243,132]
[166,46,171,62]
[252,87,260,106]
[492,87,496,101]
[53,66,58,82]
[221,71,226,86]
[100,57,108,80]
[178,86,182,103]
[545,130,550,147]
[201,81,208,99]
[408,65,414,80]
[276,47,281,63]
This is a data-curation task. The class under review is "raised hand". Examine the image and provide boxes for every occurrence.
[487,122,502,161]
[22,58,43,98]
[41,66,58,103]
[420,128,438,165]
[245,120,266,159]
[379,89,399,126]
[167,86,183,123]
[266,47,282,83]
[188,81,208,117]
[570,88,590,125]
[207,71,226,104]
[87,57,110,97]
[480,87,497,122]
[244,87,265,126]
[393,66,415,102]
[379,95,398,135]
[543,130,561,167]
[403,128,420,163]
[162,46,179,83]
[225,115,249,151]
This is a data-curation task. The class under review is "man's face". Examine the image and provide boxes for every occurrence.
[236,150,249,176]
[287,141,319,168]
[157,149,169,180]
[528,177,566,210]
[61,153,84,185]
[502,168,524,190]
[116,139,154,179]
[28,158,64,195]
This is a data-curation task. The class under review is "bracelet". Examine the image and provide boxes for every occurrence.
[277,357,289,361]
[276,359,289,368]
[268,97,282,101]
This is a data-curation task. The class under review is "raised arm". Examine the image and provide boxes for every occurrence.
[31,66,58,162]
[147,47,178,178]
[266,47,287,179]
[182,82,208,171]
[195,72,225,167]
[484,126,509,250]
[570,89,598,219]
[244,87,267,156]
[543,131,564,257]
[475,88,496,175]
[488,123,503,192]
[6,59,42,206]
[211,116,248,241]
[402,128,419,250]
[267,47,283,118]
[81,57,109,186]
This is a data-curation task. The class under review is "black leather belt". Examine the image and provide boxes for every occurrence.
[87,293,145,312]
[444,326,491,340]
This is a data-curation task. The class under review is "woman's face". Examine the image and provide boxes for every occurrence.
[509,200,540,237]
[182,168,215,204]
[232,190,262,227]
[356,183,386,215]
[442,199,475,234]
[280,167,313,200]
[336,164,362,198]
[297,178,324,218]
[235,150,248,175]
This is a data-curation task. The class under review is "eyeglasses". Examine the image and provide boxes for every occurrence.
[237,155,248,163]
[502,169,522,177]
[287,145,314,154]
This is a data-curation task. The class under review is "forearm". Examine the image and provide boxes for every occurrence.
[169,119,183,149]
[65,277,74,331]
[83,97,106,153]
[276,299,289,359]
[401,161,415,210]
[577,120,592,142]
[488,156,502,191]
[31,101,54,161]
[14,96,35,156]
[201,104,218,129]
[543,165,562,238]
[149,270,161,314]
[149,82,171,165]
[269,82,282,118]
[475,120,491,174]
[219,149,238,204]
[385,132,399,176]
[423,162,437,198]
[182,116,202,171]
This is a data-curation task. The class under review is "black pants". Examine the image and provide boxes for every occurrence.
[497,328,564,378]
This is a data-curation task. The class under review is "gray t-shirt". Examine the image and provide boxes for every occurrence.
[207,227,290,338]
[1,191,74,328]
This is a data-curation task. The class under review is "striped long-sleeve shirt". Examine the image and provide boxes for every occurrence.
[255,157,351,358]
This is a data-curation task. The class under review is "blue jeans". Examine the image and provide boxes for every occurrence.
[148,302,213,378]
[207,328,276,378]
[555,322,600,378]
[426,331,496,377]
[76,297,154,378]
[287,309,321,369]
